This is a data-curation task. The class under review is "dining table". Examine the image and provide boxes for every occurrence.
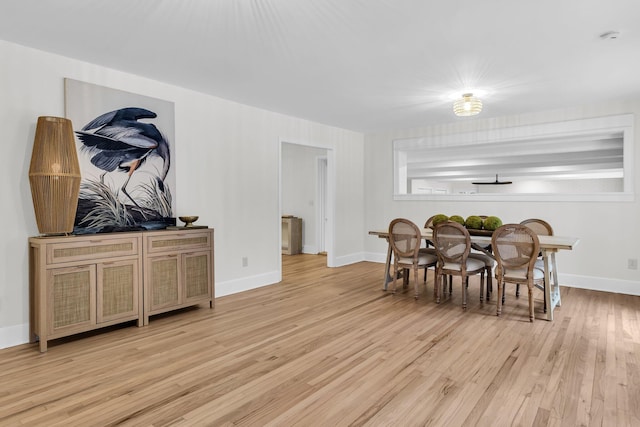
[369,228,579,321]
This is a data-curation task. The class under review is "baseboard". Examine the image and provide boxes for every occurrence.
[365,252,640,296]
[302,245,318,254]
[215,270,281,297]
[333,252,365,267]
[0,323,30,350]
[0,271,282,351]
[364,252,387,264]
[559,273,640,296]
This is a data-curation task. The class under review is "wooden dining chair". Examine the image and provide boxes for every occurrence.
[467,252,493,300]
[388,218,438,299]
[469,214,494,299]
[468,245,494,301]
[492,224,545,322]
[432,221,486,309]
[420,215,438,282]
[520,218,554,312]
[520,218,554,270]
[520,218,553,234]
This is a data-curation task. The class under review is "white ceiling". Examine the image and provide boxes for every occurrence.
[1,0,639,133]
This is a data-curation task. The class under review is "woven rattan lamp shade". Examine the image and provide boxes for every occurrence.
[28,116,81,235]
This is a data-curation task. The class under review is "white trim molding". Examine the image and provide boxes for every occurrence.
[365,253,640,296]
[215,271,281,298]
[559,273,640,296]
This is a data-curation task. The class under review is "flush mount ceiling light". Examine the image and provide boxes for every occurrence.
[453,93,482,117]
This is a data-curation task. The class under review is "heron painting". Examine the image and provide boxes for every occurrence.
[65,79,176,234]
[75,107,171,207]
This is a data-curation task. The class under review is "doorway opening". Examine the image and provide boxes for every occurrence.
[279,141,335,279]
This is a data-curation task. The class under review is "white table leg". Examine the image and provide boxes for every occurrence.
[551,252,561,307]
[382,238,393,291]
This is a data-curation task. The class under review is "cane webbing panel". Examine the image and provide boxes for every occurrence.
[102,264,134,317]
[152,258,179,306]
[185,254,209,298]
[151,236,208,250]
[53,271,91,328]
[493,227,537,269]
[389,219,422,258]
[53,242,134,260]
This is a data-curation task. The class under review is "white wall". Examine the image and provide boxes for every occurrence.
[0,40,365,349]
[363,103,640,296]
[281,143,328,254]
[4,38,637,350]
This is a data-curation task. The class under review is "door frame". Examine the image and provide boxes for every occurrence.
[278,139,336,277]
[316,156,327,254]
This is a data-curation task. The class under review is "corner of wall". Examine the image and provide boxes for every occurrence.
[0,323,31,350]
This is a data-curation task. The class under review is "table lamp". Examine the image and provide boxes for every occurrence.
[28,116,81,235]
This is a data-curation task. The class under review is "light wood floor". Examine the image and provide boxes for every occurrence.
[1,255,639,426]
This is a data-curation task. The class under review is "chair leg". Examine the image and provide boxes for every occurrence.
[479,272,484,302]
[414,268,419,299]
[462,274,468,310]
[496,282,504,316]
[486,268,492,300]
[516,283,520,297]
[392,264,398,294]
[435,273,442,303]
[527,284,534,322]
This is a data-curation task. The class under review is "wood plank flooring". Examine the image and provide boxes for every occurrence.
[1,255,639,426]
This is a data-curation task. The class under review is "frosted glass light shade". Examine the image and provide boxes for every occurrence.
[453,93,482,117]
[28,116,81,235]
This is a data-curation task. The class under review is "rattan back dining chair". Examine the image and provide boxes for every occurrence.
[520,218,554,311]
[520,218,553,236]
[521,218,553,269]
[389,218,438,299]
[492,224,545,322]
[432,221,486,310]
[420,215,438,282]
[470,215,494,299]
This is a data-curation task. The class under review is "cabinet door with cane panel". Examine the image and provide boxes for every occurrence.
[143,229,214,325]
[30,233,143,352]
[47,264,97,337]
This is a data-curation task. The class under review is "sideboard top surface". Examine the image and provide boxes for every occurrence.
[30,228,214,245]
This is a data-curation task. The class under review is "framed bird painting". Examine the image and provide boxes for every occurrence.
[64,78,176,234]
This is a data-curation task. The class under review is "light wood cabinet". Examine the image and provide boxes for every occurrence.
[142,229,214,325]
[282,216,302,255]
[30,233,143,352]
[29,228,215,352]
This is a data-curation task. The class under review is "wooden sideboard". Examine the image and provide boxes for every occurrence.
[282,216,302,255]
[29,228,214,352]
